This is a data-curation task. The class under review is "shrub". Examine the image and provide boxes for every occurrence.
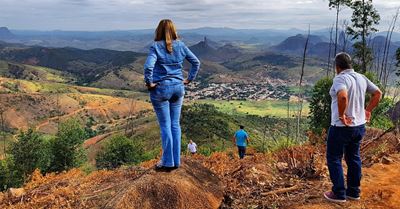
[50,118,87,172]
[2,129,53,189]
[369,97,394,130]
[181,104,231,143]
[198,146,212,156]
[8,129,52,178]
[0,158,19,191]
[308,77,333,135]
[96,135,145,169]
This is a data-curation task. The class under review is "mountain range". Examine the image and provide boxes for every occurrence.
[1,27,399,91]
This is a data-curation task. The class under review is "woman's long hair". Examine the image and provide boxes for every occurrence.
[155,19,179,54]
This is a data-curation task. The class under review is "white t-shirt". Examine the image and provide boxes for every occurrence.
[330,69,379,127]
[188,142,197,153]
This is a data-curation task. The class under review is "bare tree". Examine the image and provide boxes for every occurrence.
[296,26,310,141]
[341,20,351,52]
[286,81,291,142]
[327,25,334,77]
[0,110,5,159]
[56,91,61,129]
[380,8,399,95]
[329,0,352,59]
[124,97,137,137]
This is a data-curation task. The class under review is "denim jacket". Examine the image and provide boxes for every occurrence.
[144,40,201,84]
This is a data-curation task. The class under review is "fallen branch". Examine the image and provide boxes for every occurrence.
[225,165,243,177]
[361,127,394,151]
[261,185,301,196]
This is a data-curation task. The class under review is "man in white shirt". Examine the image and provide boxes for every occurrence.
[187,140,197,155]
[324,53,382,203]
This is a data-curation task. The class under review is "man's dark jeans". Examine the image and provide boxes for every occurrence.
[237,146,246,159]
[327,124,366,199]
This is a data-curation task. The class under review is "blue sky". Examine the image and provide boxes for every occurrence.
[1,0,400,31]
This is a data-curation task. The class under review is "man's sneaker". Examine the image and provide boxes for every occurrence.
[346,195,361,201]
[324,191,346,203]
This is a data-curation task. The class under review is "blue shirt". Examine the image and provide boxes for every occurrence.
[234,130,248,147]
[144,40,201,84]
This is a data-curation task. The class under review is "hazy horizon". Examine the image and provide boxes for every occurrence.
[1,0,400,31]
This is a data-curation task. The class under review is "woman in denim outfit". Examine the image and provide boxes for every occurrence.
[144,19,200,171]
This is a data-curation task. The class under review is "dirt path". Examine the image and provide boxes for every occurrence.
[293,155,400,209]
[83,131,117,148]
[35,99,121,131]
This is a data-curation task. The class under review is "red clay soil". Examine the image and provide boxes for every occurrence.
[293,155,400,209]
[1,129,399,209]
[0,159,223,209]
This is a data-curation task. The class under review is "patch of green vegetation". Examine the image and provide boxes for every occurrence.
[0,133,14,158]
[181,103,308,153]
[96,135,146,169]
[0,61,75,84]
[0,61,8,71]
[28,65,72,83]
[195,100,309,118]
[0,77,148,99]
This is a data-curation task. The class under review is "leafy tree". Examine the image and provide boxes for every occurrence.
[85,117,97,138]
[0,159,10,190]
[347,0,380,73]
[363,72,393,129]
[181,104,231,143]
[369,97,394,130]
[96,135,144,169]
[0,158,21,191]
[50,118,87,172]
[8,129,52,178]
[1,129,53,189]
[329,0,352,56]
[308,77,333,134]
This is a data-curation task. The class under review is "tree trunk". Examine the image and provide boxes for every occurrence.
[362,0,368,74]
[296,26,310,142]
[334,5,340,57]
[328,25,334,77]
[1,112,5,158]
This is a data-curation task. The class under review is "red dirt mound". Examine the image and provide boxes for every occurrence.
[0,159,223,209]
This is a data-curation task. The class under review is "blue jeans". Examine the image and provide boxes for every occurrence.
[327,125,366,199]
[150,80,185,167]
[237,146,246,159]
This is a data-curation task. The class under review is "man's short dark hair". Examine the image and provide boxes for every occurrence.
[239,125,244,129]
[335,52,352,70]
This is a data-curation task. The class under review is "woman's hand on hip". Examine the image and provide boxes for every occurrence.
[146,83,157,90]
[183,79,191,85]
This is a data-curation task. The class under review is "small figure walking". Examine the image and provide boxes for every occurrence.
[187,140,197,155]
[233,125,249,159]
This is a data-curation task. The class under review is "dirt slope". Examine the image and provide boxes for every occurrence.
[0,159,223,209]
[293,155,400,209]
[0,129,398,209]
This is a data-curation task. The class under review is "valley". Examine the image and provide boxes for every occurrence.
[2,0,400,207]
[0,30,397,161]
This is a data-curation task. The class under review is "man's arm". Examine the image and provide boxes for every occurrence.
[364,76,382,123]
[365,89,382,122]
[337,89,352,126]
